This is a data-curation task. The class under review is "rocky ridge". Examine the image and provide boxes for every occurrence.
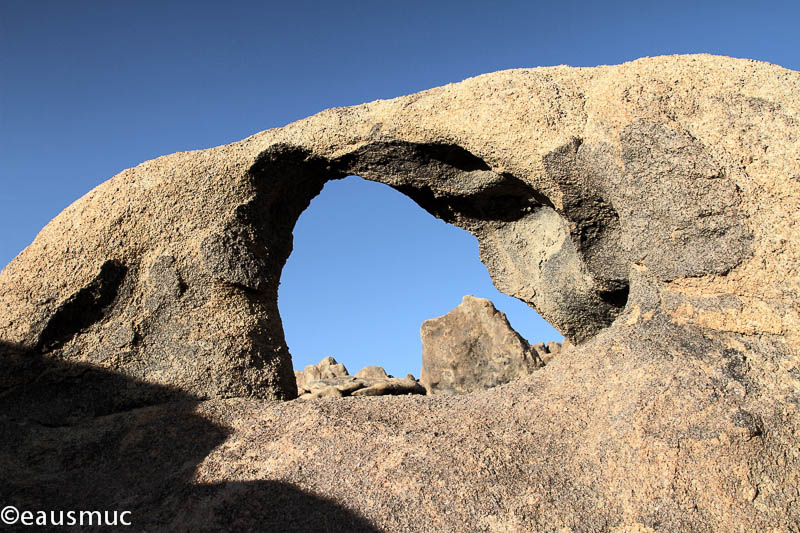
[294,356,426,399]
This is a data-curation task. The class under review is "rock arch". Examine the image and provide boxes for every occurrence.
[2,55,799,529]
[0,56,766,411]
[205,137,637,400]
[251,139,630,341]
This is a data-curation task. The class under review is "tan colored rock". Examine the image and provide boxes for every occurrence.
[0,54,769,406]
[355,366,389,379]
[1,55,800,530]
[296,356,349,392]
[306,377,364,396]
[293,358,425,400]
[350,376,426,397]
[308,386,343,399]
[545,341,561,355]
[532,341,563,365]
[293,370,308,394]
[420,295,544,394]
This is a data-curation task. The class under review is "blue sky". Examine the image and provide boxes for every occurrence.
[1,1,798,377]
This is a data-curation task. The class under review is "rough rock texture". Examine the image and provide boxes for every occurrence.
[421,295,546,394]
[294,357,425,399]
[2,55,800,530]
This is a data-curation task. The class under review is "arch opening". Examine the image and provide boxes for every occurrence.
[278,175,563,379]
[246,140,630,396]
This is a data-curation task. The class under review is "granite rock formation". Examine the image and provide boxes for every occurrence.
[421,295,547,394]
[294,357,425,399]
[1,55,799,530]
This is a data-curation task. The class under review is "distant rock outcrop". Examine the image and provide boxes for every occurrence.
[420,295,552,394]
[532,340,563,366]
[295,357,425,399]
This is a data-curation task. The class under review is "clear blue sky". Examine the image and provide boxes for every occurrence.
[1,1,798,377]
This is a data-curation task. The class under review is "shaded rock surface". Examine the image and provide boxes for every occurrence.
[1,55,800,530]
[295,357,425,399]
[421,295,550,394]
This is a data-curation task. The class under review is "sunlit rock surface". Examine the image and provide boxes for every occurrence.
[1,55,799,530]
[421,295,547,394]
[294,356,425,399]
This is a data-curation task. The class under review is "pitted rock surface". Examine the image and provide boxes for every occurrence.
[1,55,799,530]
[421,295,548,394]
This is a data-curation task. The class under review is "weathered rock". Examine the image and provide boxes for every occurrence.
[306,385,343,399]
[1,55,800,530]
[300,376,427,400]
[421,295,545,394]
[295,356,349,393]
[305,376,365,397]
[355,365,389,380]
[305,376,359,392]
[532,341,563,365]
[294,358,425,400]
[0,54,763,405]
[293,370,306,394]
[350,376,427,397]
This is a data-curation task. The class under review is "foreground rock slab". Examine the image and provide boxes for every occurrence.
[1,55,799,530]
[421,295,548,394]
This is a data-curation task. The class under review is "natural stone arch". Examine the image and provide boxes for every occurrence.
[0,56,758,412]
[246,139,631,342]
[244,126,749,383]
[217,140,625,396]
[2,55,799,530]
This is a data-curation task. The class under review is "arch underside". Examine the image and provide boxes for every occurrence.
[1,118,752,408]
[238,121,751,400]
[250,139,631,349]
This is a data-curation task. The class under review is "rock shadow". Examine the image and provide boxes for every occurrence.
[0,341,380,532]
